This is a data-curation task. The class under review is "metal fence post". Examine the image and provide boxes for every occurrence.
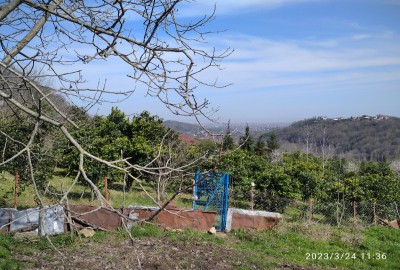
[193,170,199,210]
[222,173,230,231]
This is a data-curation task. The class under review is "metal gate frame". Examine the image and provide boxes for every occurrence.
[193,171,229,231]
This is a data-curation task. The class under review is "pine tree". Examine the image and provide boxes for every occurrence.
[240,124,254,152]
[222,121,235,150]
[255,135,267,156]
[267,132,280,157]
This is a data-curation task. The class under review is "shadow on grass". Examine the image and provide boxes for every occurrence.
[0,197,8,208]
[65,190,93,201]
[179,197,193,204]
[108,182,124,191]
[108,181,153,193]
[52,168,70,177]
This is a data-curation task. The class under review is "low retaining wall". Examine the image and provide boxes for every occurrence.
[226,208,282,232]
[69,205,217,231]
[69,205,217,232]
[1,205,283,235]
[126,206,217,231]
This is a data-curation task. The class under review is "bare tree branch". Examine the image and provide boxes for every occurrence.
[0,1,232,241]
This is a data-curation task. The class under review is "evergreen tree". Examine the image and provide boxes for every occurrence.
[267,132,280,157]
[222,121,235,150]
[255,135,267,156]
[240,124,254,152]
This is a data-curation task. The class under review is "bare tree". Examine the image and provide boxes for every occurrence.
[302,124,313,161]
[320,127,334,176]
[390,160,400,178]
[0,0,230,212]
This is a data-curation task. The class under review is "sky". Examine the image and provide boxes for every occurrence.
[64,0,400,123]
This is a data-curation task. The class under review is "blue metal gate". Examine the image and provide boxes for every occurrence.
[193,171,229,231]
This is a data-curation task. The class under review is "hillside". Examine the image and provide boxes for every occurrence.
[164,120,288,140]
[165,116,400,161]
[164,120,204,137]
[274,115,400,161]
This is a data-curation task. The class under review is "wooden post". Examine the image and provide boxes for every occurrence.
[104,176,109,203]
[353,200,357,225]
[373,202,377,225]
[14,171,19,209]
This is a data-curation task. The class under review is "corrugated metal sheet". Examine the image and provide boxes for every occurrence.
[10,208,39,232]
[41,205,65,235]
[0,208,16,232]
[5,205,65,235]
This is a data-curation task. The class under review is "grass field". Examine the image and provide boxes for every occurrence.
[1,170,399,269]
[1,222,399,269]
[0,170,192,209]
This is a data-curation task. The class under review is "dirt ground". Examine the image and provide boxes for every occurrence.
[18,237,255,270]
[14,234,322,270]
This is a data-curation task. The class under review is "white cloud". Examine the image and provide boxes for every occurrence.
[178,0,325,17]
[353,31,396,41]
[353,34,371,40]
[47,30,400,119]
[194,32,400,93]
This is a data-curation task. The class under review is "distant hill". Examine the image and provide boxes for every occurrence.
[163,120,206,138]
[164,120,289,140]
[273,115,400,161]
[165,116,400,161]
[164,120,202,133]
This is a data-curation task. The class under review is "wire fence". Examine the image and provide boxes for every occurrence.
[229,188,400,228]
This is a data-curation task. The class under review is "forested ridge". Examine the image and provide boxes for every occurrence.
[164,116,400,161]
[274,116,400,161]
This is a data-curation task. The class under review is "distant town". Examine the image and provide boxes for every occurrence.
[315,114,391,121]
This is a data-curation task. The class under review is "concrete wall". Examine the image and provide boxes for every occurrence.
[226,208,282,232]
